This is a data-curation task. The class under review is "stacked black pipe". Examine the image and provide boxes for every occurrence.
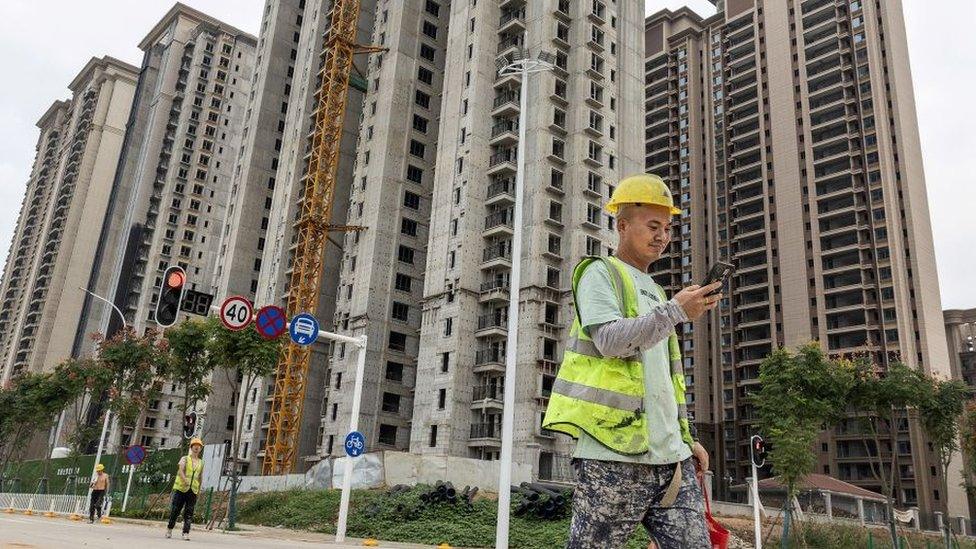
[511,482,573,520]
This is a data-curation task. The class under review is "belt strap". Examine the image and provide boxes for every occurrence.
[659,462,682,508]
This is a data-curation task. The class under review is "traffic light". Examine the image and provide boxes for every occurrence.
[750,435,767,467]
[183,412,197,439]
[155,266,187,327]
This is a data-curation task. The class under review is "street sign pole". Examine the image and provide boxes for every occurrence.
[121,465,135,512]
[85,408,111,518]
[750,434,765,549]
[335,334,369,544]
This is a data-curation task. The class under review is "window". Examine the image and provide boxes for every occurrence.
[397,245,415,264]
[441,352,450,372]
[378,424,397,445]
[444,318,453,336]
[422,21,438,39]
[417,66,433,85]
[409,140,426,158]
[382,392,401,414]
[392,301,409,321]
[406,165,424,183]
[389,331,407,351]
[438,389,446,409]
[550,169,564,190]
[386,361,404,382]
[429,425,438,447]
[425,0,440,17]
[401,217,418,236]
[403,191,420,209]
[395,273,412,292]
[419,43,436,62]
[335,372,342,389]
[415,90,431,108]
[412,114,429,133]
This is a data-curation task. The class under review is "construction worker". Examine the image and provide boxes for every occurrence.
[542,174,721,549]
[166,438,204,540]
[88,463,109,523]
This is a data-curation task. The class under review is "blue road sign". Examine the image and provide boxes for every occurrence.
[344,431,365,458]
[289,313,319,346]
[255,305,287,339]
[125,445,146,466]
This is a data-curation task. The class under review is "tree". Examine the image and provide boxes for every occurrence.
[962,402,976,501]
[204,315,282,529]
[754,343,855,548]
[918,376,971,548]
[846,360,928,547]
[92,328,169,464]
[0,366,89,489]
[162,318,217,448]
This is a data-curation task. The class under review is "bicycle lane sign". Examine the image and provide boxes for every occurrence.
[344,431,365,457]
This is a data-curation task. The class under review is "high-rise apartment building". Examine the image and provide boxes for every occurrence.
[644,0,953,512]
[70,3,257,451]
[0,56,138,385]
[944,308,975,520]
[407,0,645,480]
[322,0,450,458]
[229,0,374,473]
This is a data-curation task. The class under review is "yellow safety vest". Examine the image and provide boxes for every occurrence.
[172,454,202,494]
[542,256,695,455]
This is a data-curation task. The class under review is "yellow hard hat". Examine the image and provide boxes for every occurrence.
[189,438,204,449]
[95,463,105,471]
[605,174,681,216]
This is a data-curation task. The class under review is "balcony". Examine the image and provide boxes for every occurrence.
[489,146,517,174]
[483,209,514,237]
[469,423,502,447]
[492,91,520,117]
[474,348,506,375]
[497,35,523,56]
[499,9,525,33]
[479,278,510,303]
[482,242,512,268]
[472,386,504,410]
[486,178,515,206]
[476,313,508,337]
[490,120,519,146]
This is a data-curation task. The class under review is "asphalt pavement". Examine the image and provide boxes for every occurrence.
[0,513,430,549]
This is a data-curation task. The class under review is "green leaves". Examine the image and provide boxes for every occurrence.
[755,343,855,500]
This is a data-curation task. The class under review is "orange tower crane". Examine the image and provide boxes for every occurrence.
[262,0,382,475]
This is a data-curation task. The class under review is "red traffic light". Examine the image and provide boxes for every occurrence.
[167,270,186,288]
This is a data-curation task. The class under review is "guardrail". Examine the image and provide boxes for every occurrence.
[0,492,90,519]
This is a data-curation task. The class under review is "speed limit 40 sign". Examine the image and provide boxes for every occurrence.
[220,296,254,331]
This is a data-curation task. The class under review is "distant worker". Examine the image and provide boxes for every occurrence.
[166,438,204,540]
[88,463,110,524]
[542,174,722,548]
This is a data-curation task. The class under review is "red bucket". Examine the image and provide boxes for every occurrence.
[702,477,730,549]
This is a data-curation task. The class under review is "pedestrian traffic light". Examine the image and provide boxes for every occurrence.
[183,412,197,439]
[155,266,187,327]
[750,435,766,467]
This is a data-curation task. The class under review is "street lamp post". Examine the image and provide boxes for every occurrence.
[494,49,554,549]
[77,287,126,519]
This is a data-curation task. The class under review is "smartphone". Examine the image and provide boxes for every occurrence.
[700,261,734,294]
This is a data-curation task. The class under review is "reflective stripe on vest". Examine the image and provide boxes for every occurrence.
[542,255,695,454]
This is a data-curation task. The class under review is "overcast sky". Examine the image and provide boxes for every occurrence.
[0,1,972,309]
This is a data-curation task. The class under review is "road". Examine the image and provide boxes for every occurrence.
[0,514,426,549]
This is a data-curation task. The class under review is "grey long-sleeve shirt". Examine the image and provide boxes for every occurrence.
[589,299,688,358]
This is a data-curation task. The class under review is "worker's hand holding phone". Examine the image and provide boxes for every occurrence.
[673,261,734,320]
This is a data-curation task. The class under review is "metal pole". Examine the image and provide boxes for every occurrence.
[78,287,126,330]
[495,62,531,549]
[335,334,368,543]
[751,463,762,549]
[121,464,135,512]
[84,408,111,516]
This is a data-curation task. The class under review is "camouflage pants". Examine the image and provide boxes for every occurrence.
[567,458,710,549]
